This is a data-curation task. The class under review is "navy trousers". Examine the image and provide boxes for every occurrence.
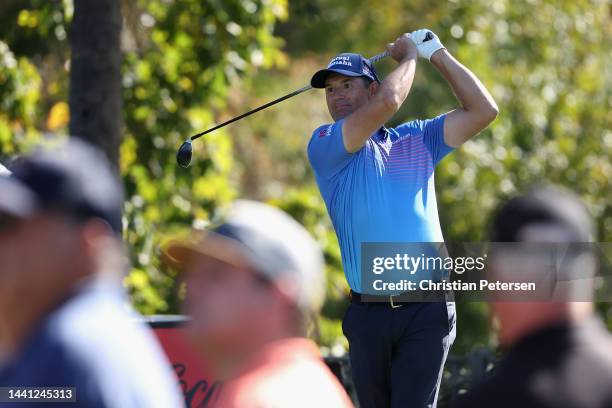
[342,300,456,408]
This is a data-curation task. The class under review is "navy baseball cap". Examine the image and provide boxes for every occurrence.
[0,139,123,234]
[311,53,380,88]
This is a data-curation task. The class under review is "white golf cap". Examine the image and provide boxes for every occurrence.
[0,163,10,176]
[163,200,326,312]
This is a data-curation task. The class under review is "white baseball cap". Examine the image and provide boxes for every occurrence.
[163,200,326,312]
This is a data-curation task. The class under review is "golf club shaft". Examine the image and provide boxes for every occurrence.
[189,50,390,141]
[190,85,312,141]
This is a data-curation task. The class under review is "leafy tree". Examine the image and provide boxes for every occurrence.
[118,0,287,312]
[0,0,288,314]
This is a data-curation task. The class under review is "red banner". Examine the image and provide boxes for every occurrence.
[149,317,221,407]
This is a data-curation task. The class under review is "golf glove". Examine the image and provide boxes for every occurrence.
[411,29,445,61]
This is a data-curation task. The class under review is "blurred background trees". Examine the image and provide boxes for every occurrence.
[0,0,610,354]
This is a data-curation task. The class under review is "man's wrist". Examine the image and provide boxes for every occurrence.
[430,48,448,67]
[399,53,418,64]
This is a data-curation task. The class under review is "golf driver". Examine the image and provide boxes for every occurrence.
[177,33,433,167]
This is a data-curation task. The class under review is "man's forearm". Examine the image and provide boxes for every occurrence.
[342,36,418,153]
[431,49,498,119]
[377,56,417,112]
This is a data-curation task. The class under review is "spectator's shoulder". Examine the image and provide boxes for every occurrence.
[49,287,183,407]
[220,360,351,408]
[1,321,85,385]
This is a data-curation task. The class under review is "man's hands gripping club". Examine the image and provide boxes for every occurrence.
[344,27,497,152]
[411,29,445,61]
[386,33,418,63]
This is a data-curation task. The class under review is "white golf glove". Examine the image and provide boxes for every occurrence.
[411,29,445,61]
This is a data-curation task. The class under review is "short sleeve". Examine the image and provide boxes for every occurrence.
[307,120,354,178]
[421,114,453,165]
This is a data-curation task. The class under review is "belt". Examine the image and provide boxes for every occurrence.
[350,289,449,308]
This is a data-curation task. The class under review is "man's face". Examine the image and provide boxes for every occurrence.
[182,254,278,355]
[325,74,374,121]
[0,213,82,345]
[0,213,79,275]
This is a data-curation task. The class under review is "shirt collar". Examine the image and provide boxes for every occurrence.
[377,126,389,141]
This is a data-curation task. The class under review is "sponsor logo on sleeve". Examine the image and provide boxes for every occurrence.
[318,125,332,138]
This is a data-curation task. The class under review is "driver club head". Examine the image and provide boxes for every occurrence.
[176,139,193,168]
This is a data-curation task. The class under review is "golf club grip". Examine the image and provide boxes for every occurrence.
[368,50,390,64]
[369,31,434,63]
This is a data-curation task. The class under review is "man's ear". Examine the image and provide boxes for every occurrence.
[368,81,379,97]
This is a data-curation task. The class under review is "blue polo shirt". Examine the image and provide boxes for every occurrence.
[307,114,453,292]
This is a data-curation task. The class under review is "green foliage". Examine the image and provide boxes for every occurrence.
[0,0,610,351]
[121,1,284,313]
[0,0,288,315]
[0,40,42,156]
[0,0,72,57]
[120,0,288,313]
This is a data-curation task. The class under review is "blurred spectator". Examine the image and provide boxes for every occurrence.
[0,139,184,407]
[453,185,612,408]
[163,200,354,407]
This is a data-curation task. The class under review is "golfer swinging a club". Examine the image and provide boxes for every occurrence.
[307,29,498,408]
